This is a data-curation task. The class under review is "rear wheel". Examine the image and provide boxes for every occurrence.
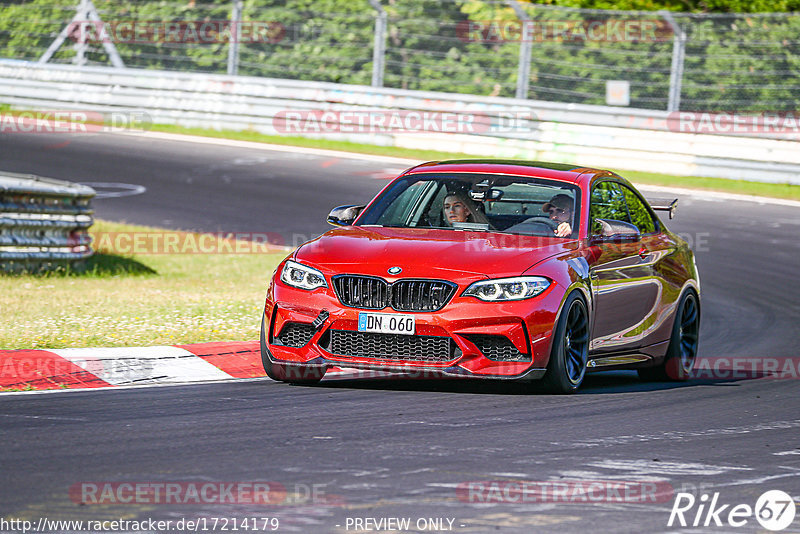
[541,292,590,394]
[638,290,700,382]
[260,316,324,385]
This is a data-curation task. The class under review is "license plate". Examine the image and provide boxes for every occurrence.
[358,312,415,335]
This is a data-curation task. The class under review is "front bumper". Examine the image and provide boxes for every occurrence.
[262,277,563,380]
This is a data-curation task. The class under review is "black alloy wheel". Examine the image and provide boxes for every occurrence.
[541,292,590,394]
[638,290,700,382]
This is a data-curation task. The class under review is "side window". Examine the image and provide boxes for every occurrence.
[375,181,430,226]
[589,182,630,235]
[421,184,450,227]
[620,185,657,234]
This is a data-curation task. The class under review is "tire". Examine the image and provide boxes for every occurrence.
[260,316,325,385]
[638,290,700,382]
[541,292,590,394]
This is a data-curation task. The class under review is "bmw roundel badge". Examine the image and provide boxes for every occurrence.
[388,266,402,275]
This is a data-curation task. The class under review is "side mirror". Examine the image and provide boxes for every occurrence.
[650,198,678,219]
[590,218,641,244]
[327,205,365,226]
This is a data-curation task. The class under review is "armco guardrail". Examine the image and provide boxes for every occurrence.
[0,60,798,184]
[0,172,95,272]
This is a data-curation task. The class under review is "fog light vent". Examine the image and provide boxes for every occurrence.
[465,334,529,362]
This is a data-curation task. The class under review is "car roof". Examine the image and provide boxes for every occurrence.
[402,159,613,185]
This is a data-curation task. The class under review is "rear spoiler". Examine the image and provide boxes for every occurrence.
[650,198,678,219]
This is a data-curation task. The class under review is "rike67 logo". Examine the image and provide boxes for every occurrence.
[669,490,796,531]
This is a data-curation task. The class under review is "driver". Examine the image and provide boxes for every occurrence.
[542,194,574,237]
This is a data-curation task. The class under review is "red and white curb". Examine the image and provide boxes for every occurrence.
[0,342,393,393]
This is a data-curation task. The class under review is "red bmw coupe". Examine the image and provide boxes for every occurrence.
[260,160,700,393]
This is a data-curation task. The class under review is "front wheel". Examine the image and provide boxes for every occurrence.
[260,316,325,385]
[541,292,590,394]
[638,290,700,382]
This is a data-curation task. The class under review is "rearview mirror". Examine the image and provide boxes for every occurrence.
[469,188,503,201]
[590,218,641,244]
[327,205,365,226]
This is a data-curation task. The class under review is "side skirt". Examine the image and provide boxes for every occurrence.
[587,339,670,371]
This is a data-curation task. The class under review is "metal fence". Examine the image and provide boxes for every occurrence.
[0,0,797,113]
[2,61,799,184]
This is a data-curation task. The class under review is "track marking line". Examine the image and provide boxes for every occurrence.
[549,419,800,449]
[117,130,799,206]
[588,459,752,476]
[119,130,416,165]
[0,413,88,421]
[0,376,273,397]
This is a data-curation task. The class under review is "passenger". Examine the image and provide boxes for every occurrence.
[443,191,488,225]
[542,193,574,237]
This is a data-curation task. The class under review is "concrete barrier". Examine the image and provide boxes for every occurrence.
[0,60,798,184]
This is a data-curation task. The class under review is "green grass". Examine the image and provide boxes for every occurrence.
[151,123,800,202]
[152,123,482,162]
[0,220,288,350]
[621,170,800,201]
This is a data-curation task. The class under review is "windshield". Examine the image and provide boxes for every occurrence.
[357,173,581,238]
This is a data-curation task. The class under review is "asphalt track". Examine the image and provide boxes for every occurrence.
[1,131,800,533]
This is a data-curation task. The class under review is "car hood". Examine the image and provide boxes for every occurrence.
[294,226,576,280]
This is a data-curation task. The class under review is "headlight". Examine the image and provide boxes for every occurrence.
[463,276,550,302]
[280,260,327,290]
